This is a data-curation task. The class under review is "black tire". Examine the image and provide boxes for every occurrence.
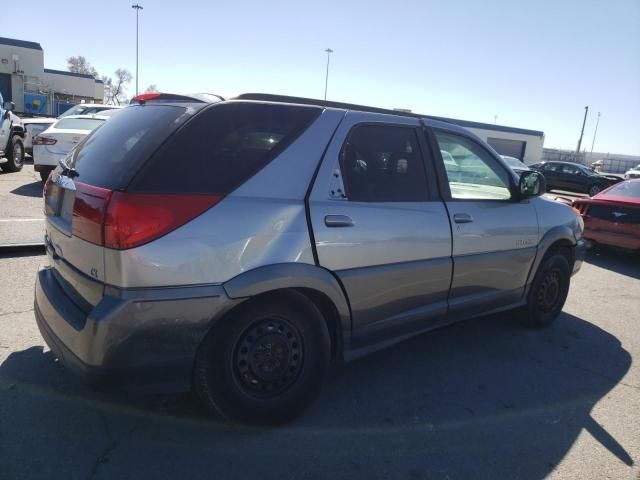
[194,291,331,423]
[39,169,51,183]
[587,184,601,197]
[522,252,571,328]
[2,136,25,172]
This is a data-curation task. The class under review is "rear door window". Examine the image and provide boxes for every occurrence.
[339,124,428,202]
[130,102,321,194]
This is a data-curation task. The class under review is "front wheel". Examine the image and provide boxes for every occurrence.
[2,136,25,172]
[587,184,601,197]
[194,291,331,423]
[521,252,571,328]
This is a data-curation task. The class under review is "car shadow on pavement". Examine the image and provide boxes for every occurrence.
[0,311,633,479]
[586,248,640,280]
[9,180,43,198]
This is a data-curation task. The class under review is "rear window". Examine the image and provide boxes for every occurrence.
[605,181,640,199]
[55,118,104,131]
[130,102,321,194]
[70,105,193,189]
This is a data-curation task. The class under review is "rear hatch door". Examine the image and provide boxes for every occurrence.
[43,104,197,310]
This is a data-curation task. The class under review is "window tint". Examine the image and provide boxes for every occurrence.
[339,125,428,202]
[434,131,511,200]
[545,163,563,172]
[55,118,104,131]
[71,105,192,189]
[132,102,321,194]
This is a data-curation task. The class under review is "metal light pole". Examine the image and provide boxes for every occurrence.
[590,111,601,154]
[324,48,333,102]
[132,4,143,96]
[576,105,589,154]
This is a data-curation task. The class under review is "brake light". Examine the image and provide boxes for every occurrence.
[132,92,161,103]
[72,183,112,245]
[33,136,57,145]
[104,192,221,249]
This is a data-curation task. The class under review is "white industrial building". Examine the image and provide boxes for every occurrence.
[0,37,104,116]
[430,115,545,165]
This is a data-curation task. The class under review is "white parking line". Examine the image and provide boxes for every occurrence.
[0,218,44,223]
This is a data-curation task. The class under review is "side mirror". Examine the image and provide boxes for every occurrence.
[518,171,545,199]
[3,101,15,112]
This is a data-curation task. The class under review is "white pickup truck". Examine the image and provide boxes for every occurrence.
[0,92,26,172]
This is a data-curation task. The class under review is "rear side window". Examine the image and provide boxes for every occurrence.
[131,102,321,194]
[55,118,104,131]
[70,105,192,189]
[339,125,428,202]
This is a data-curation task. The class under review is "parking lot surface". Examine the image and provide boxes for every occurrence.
[0,164,44,246]
[1,169,639,480]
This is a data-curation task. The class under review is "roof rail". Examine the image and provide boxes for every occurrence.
[234,93,425,119]
[234,93,545,137]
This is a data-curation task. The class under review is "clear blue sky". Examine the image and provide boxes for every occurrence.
[3,0,640,154]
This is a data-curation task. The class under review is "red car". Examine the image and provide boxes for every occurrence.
[572,179,640,251]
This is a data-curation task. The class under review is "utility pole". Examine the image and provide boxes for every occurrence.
[324,48,333,102]
[590,111,601,154]
[132,4,144,96]
[576,105,588,154]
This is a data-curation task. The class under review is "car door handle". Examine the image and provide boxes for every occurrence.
[453,213,474,224]
[324,215,354,227]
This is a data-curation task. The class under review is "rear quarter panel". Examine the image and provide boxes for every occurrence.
[104,108,345,288]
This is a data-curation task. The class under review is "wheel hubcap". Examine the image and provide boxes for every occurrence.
[14,145,23,164]
[234,318,303,397]
[537,269,561,311]
[589,186,600,196]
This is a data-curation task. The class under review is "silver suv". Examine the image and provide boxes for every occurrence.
[35,93,586,422]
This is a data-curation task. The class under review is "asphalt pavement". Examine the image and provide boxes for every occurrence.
[0,163,44,246]
[0,168,639,480]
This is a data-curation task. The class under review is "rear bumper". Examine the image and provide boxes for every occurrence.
[32,146,65,167]
[34,266,241,392]
[583,228,640,251]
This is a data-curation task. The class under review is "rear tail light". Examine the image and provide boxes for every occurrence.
[69,182,221,249]
[33,136,57,145]
[103,192,221,249]
[72,183,112,245]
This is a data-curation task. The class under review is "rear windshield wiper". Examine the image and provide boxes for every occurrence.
[58,158,79,178]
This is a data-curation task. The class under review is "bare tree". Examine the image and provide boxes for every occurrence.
[144,84,159,93]
[102,69,133,105]
[67,56,98,78]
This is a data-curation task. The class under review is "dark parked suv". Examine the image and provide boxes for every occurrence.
[35,93,586,422]
[530,161,620,196]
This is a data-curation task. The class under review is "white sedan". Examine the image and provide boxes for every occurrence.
[624,164,640,180]
[22,104,122,155]
[33,112,117,182]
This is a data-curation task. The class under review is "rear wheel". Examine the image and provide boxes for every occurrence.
[521,252,571,328]
[587,184,601,197]
[194,291,331,423]
[2,136,25,172]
